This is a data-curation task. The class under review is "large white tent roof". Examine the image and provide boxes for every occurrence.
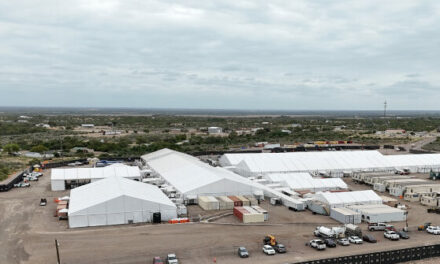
[265,172,347,191]
[51,164,140,181]
[142,149,261,195]
[232,151,392,174]
[69,176,176,215]
[384,153,440,168]
[314,190,382,207]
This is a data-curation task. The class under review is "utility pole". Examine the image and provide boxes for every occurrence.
[384,100,387,118]
[55,239,61,264]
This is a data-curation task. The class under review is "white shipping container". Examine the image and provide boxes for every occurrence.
[242,206,264,223]
[217,196,234,210]
[244,195,258,206]
[236,195,250,206]
[251,205,269,221]
[198,196,219,211]
[330,207,361,224]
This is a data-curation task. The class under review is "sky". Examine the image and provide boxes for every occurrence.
[0,0,440,110]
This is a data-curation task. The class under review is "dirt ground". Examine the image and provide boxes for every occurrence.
[1,170,440,264]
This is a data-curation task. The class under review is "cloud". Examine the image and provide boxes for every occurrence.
[0,0,440,110]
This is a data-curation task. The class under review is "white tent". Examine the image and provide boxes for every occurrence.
[384,154,440,173]
[313,190,382,208]
[51,164,141,191]
[264,172,347,192]
[142,149,262,198]
[68,176,177,228]
[228,151,394,177]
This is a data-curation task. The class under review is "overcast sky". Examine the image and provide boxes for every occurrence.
[1,1,439,110]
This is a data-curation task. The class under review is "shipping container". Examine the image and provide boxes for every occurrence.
[217,196,234,210]
[244,195,258,206]
[233,206,249,221]
[252,205,269,221]
[330,207,361,224]
[236,195,250,206]
[228,196,243,207]
[198,196,219,210]
[242,206,265,223]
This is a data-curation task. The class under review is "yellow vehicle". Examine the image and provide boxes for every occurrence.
[263,235,277,246]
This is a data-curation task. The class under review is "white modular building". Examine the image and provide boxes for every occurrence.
[208,127,223,134]
[314,190,382,208]
[51,164,141,191]
[330,207,362,224]
[264,172,347,192]
[68,176,177,228]
[346,204,407,223]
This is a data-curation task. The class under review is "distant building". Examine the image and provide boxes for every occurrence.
[19,115,32,119]
[385,129,406,135]
[291,123,302,128]
[208,127,223,134]
[35,123,50,128]
[17,120,29,123]
[261,122,270,125]
[81,124,95,128]
[103,130,122,135]
[70,147,94,153]
[281,129,292,134]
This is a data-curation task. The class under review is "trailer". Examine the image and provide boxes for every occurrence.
[330,207,361,224]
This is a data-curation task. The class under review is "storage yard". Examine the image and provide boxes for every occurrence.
[3,149,440,264]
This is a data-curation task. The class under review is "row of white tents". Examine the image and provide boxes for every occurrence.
[264,172,348,192]
[219,151,440,177]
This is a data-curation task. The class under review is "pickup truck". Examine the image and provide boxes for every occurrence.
[368,223,389,231]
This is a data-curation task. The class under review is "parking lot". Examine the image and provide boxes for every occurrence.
[1,169,440,264]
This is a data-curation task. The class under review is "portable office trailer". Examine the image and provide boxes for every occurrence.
[421,196,439,207]
[406,184,440,195]
[330,207,361,224]
[347,204,406,223]
[380,195,399,207]
[404,192,432,202]
[236,195,250,206]
[217,196,234,210]
[370,176,412,186]
[252,205,268,221]
[374,183,386,192]
[198,196,219,210]
[388,179,429,190]
[244,195,258,206]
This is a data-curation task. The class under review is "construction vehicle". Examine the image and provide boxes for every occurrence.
[418,222,432,231]
[263,235,277,246]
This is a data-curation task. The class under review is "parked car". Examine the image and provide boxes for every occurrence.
[166,253,179,264]
[427,226,440,235]
[39,198,47,206]
[348,236,363,244]
[363,234,377,243]
[25,176,38,181]
[153,256,164,264]
[237,247,249,258]
[384,230,400,240]
[309,239,326,250]
[324,238,336,248]
[397,231,409,239]
[273,244,287,253]
[262,245,276,255]
[337,238,350,246]
[368,223,387,231]
[14,182,30,188]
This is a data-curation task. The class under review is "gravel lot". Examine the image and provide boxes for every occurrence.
[1,169,440,264]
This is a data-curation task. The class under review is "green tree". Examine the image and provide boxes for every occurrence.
[30,145,49,153]
[3,143,19,154]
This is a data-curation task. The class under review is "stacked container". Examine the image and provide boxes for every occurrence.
[251,205,269,221]
[217,196,234,210]
[233,206,265,223]
[236,196,250,206]
[228,196,243,207]
[198,196,220,210]
[244,195,258,206]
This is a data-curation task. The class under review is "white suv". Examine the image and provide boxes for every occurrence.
[309,239,326,250]
[262,245,276,255]
[384,230,400,240]
[427,226,440,235]
[348,236,363,244]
